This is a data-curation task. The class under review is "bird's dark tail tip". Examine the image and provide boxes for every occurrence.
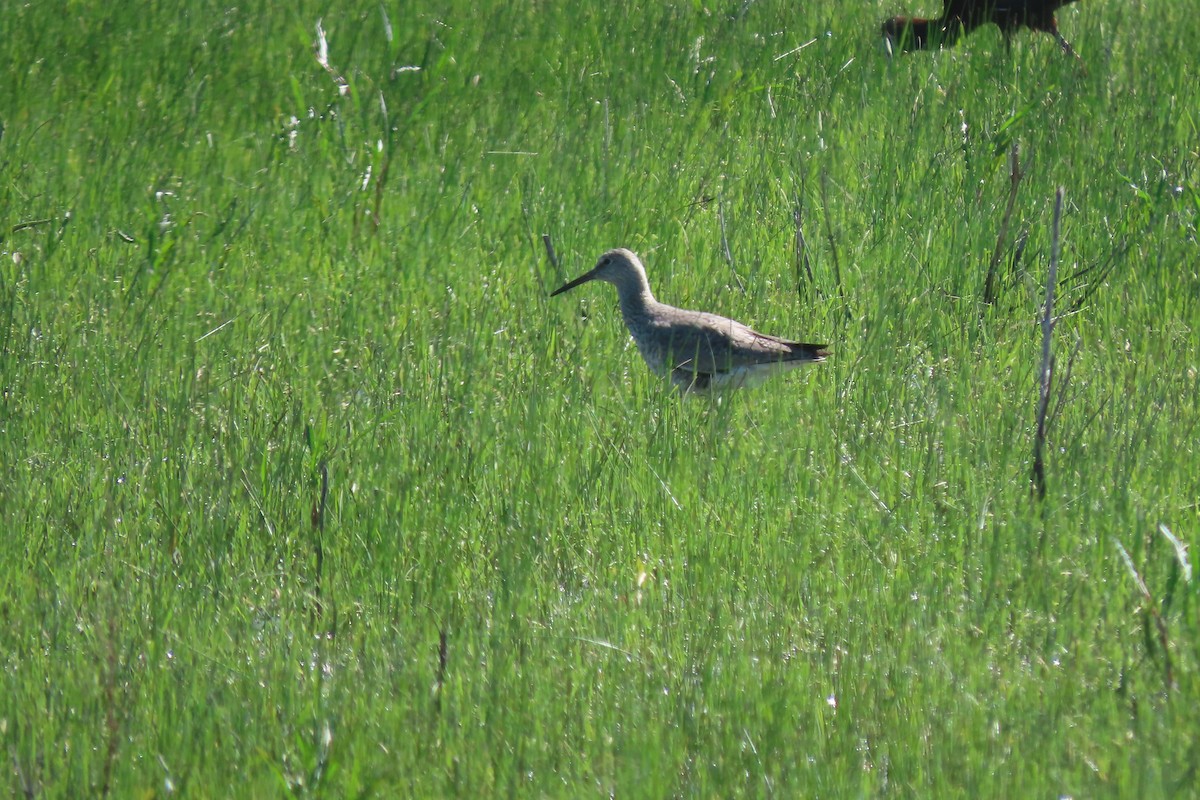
[791,343,830,362]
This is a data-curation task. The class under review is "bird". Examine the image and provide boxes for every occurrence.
[881,0,1084,63]
[549,248,829,393]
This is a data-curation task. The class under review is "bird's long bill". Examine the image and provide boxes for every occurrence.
[549,268,598,297]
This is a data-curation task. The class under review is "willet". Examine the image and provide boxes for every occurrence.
[550,248,829,392]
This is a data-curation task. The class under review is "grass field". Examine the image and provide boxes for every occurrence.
[2,0,1198,796]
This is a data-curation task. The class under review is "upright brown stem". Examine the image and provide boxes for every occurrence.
[1032,187,1064,500]
[985,143,1023,307]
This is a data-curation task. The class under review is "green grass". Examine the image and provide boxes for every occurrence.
[2,0,1198,795]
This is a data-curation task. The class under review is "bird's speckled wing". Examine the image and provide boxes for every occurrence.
[645,307,824,376]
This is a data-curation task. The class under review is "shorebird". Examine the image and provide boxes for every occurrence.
[550,248,829,392]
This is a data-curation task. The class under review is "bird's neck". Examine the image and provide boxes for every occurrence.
[616,281,656,322]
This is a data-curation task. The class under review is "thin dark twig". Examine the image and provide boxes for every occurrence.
[311,460,329,623]
[434,628,449,712]
[1032,187,1064,500]
[680,180,713,226]
[10,218,53,233]
[819,168,849,324]
[1048,334,1082,431]
[1010,222,1031,278]
[542,234,560,272]
[717,190,746,294]
[793,194,816,301]
[1064,241,1129,315]
[985,143,1023,306]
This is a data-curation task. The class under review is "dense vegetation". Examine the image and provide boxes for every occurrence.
[2,1,1196,795]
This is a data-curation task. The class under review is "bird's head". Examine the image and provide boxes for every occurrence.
[550,248,646,297]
